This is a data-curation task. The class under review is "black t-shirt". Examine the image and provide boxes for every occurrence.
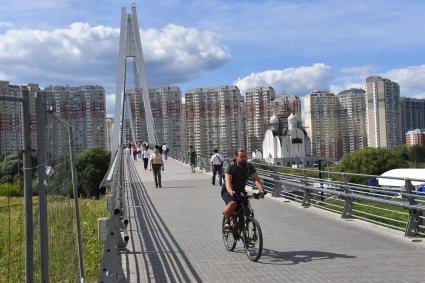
[221,162,256,195]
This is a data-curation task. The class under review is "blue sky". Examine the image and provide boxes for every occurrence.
[1,0,425,115]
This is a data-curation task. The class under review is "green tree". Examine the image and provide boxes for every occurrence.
[0,152,38,183]
[406,145,425,165]
[335,147,409,182]
[76,148,110,199]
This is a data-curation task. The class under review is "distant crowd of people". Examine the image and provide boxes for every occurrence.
[124,141,169,188]
[123,142,262,202]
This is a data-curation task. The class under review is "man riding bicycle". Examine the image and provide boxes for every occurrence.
[222,148,264,230]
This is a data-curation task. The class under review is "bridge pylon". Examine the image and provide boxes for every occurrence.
[112,4,157,155]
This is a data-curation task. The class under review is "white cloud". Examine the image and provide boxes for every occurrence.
[0,23,229,116]
[383,65,425,97]
[0,22,230,97]
[332,64,425,97]
[142,24,230,84]
[233,63,332,96]
[0,21,14,29]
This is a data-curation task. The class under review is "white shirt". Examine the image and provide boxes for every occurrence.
[210,153,224,165]
[142,150,150,159]
[162,145,168,151]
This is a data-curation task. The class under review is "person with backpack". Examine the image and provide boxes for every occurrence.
[210,148,224,186]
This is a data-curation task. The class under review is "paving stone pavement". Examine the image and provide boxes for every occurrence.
[121,157,425,283]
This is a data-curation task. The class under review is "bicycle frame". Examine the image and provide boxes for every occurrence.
[231,195,255,239]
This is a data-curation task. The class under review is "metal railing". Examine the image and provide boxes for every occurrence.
[0,93,32,282]
[98,148,128,283]
[169,150,425,237]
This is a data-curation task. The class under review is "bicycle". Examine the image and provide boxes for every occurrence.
[222,191,267,262]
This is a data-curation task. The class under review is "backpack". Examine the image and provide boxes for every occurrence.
[215,154,223,166]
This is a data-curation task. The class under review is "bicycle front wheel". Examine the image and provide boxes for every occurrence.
[243,218,263,261]
[222,216,236,251]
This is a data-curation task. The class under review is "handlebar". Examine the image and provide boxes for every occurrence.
[235,191,268,200]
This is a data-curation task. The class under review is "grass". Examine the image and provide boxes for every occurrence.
[309,196,412,231]
[0,196,107,282]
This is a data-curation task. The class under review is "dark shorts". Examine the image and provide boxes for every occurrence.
[221,191,234,205]
[189,159,196,166]
[222,192,249,213]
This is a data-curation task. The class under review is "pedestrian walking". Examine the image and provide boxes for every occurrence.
[137,143,142,160]
[162,143,169,160]
[187,145,197,173]
[142,145,150,170]
[210,148,224,186]
[149,147,164,188]
[132,144,138,161]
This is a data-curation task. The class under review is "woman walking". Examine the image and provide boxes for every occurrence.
[149,146,164,188]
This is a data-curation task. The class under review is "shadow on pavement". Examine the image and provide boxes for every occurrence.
[258,249,356,265]
[124,159,202,283]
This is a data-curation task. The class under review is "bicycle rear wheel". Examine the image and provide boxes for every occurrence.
[222,216,236,251]
[243,218,263,261]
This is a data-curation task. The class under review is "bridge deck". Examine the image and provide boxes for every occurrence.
[122,157,425,282]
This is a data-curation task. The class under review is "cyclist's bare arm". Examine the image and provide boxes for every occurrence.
[251,172,264,192]
[225,173,234,195]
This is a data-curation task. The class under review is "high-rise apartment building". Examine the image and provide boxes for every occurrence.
[304,91,342,161]
[0,81,26,158]
[239,96,247,150]
[0,81,41,159]
[365,76,402,148]
[271,95,301,129]
[185,86,243,157]
[400,97,425,140]
[405,129,425,147]
[180,103,187,151]
[128,87,182,150]
[338,88,368,155]
[44,85,106,154]
[245,86,275,154]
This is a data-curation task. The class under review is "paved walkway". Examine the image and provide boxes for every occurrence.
[122,157,425,283]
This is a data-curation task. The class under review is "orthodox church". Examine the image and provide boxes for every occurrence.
[261,113,313,167]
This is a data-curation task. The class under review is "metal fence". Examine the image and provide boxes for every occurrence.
[169,150,425,237]
[0,91,84,282]
[0,92,30,282]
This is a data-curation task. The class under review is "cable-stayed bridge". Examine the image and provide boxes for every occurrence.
[98,150,425,282]
[2,4,425,283]
[99,4,425,282]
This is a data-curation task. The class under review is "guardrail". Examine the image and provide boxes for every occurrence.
[169,150,425,237]
[98,148,129,283]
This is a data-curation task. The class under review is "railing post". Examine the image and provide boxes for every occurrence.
[302,169,311,208]
[341,173,353,219]
[35,92,49,283]
[272,166,281,197]
[22,92,34,283]
[404,179,421,237]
